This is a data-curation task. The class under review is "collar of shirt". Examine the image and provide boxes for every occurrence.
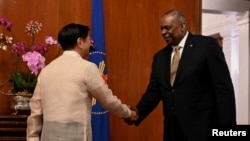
[171,31,189,62]
[172,31,189,53]
[63,50,82,58]
[172,31,189,49]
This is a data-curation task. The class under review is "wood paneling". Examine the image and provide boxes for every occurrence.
[0,0,201,140]
[0,115,28,141]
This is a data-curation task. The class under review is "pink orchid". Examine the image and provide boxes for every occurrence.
[22,51,45,75]
[45,36,58,45]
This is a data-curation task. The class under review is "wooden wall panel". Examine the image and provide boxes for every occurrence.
[0,0,201,140]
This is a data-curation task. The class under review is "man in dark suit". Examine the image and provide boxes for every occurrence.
[125,9,236,141]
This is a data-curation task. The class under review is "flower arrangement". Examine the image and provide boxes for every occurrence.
[0,17,58,95]
[0,17,13,51]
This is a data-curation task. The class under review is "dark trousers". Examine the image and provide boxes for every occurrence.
[164,115,188,141]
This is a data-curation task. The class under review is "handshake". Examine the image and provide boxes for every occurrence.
[124,106,139,125]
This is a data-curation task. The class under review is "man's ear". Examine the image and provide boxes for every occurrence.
[76,37,84,49]
[77,37,82,45]
[181,22,186,29]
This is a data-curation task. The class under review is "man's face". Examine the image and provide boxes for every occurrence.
[83,35,92,54]
[160,14,185,46]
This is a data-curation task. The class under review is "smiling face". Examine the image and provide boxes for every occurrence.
[160,12,187,46]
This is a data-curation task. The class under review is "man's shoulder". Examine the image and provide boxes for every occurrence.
[157,45,171,53]
[153,46,171,59]
[189,32,216,41]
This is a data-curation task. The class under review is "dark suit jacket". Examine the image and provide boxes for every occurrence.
[135,33,236,141]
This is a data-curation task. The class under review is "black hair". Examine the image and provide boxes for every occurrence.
[58,23,90,50]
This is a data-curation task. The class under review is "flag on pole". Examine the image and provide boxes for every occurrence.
[89,0,109,141]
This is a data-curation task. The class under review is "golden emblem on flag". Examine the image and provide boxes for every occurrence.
[91,60,108,106]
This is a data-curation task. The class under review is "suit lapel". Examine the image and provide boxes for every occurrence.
[158,46,172,88]
[165,46,172,87]
[174,33,196,86]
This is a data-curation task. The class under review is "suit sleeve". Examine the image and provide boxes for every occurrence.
[135,54,162,126]
[206,37,236,125]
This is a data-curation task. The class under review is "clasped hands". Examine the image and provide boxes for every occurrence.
[124,106,139,125]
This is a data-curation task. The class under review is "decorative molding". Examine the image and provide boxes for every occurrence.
[203,0,250,12]
[202,15,237,32]
[202,13,242,39]
[236,12,249,26]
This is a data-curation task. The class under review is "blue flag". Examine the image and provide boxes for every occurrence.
[89,0,109,141]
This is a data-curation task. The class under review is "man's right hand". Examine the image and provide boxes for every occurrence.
[124,106,138,125]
